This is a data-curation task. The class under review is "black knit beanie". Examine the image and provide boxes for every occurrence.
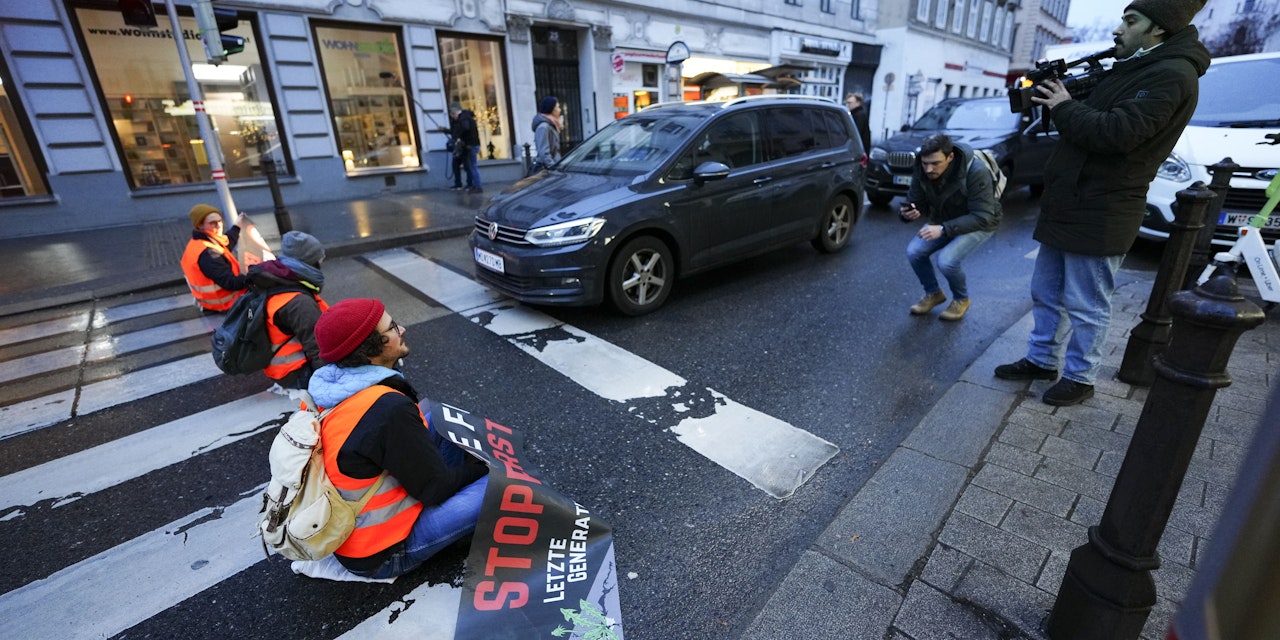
[1124,0,1206,34]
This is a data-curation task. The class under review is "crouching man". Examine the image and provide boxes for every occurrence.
[309,298,489,579]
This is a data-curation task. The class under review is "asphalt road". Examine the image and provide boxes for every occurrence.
[0,187,1164,639]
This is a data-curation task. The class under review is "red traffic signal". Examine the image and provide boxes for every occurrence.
[117,0,157,28]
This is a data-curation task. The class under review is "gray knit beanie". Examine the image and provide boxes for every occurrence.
[281,231,325,267]
[1124,0,1206,34]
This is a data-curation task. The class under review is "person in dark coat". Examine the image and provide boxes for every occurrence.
[995,0,1211,406]
[845,93,872,153]
[900,135,1001,322]
[448,102,482,192]
[530,95,562,175]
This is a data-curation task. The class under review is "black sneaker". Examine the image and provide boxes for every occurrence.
[1043,379,1094,406]
[994,358,1058,381]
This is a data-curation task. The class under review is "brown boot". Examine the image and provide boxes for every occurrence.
[909,291,947,315]
[939,298,970,321]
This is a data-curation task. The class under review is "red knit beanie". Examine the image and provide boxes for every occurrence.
[315,298,385,363]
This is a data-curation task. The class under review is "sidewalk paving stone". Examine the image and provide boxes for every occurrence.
[938,512,1049,584]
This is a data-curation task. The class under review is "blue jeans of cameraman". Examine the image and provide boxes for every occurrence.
[1025,245,1124,385]
[368,428,489,579]
[906,228,994,300]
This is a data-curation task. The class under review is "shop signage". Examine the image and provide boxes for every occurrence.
[800,37,842,56]
[611,53,625,74]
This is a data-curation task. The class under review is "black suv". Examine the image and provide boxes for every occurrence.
[865,97,1056,206]
[470,95,866,316]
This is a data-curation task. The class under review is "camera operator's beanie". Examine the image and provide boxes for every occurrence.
[315,298,385,363]
[188,204,220,228]
[538,96,559,114]
[1125,0,1206,34]
[280,231,325,267]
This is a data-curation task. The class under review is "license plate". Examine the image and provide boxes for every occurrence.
[1219,212,1280,230]
[893,175,912,186]
[474,247,505,273]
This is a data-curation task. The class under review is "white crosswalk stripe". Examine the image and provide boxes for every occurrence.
[365,249,839,500]
[0,244,832,638]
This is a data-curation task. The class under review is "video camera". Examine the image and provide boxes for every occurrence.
[1008,49,1115,113]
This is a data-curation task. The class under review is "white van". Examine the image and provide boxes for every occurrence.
[1139,51,1280,247]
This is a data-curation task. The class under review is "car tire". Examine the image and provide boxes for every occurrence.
[608,236,673,316]
[812,193,856,253]
[868,190,894,207]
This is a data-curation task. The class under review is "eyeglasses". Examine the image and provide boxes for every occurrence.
[204,217,224,226]
[380,319,402,335]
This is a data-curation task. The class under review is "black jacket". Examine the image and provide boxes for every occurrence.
[906,143,1002,237]
[452,110,481,147]
[248,260,324,387]
[849,106,871,153]
[1036,26,1211,255]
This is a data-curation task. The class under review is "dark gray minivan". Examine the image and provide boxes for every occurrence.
[470,95,866,315]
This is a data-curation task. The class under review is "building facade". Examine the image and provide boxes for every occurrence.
[0,0,879,239]
[870,0,1019,142]
[1009,0,1069,75]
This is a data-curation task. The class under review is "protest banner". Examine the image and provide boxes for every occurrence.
[237,215,275,267]
[425,401,624,640]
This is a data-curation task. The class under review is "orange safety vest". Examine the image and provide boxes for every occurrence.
[321,386,425,559]
[263,291,330,382]
[180,237,242,311]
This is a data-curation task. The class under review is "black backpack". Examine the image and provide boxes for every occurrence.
[211,285,307,375]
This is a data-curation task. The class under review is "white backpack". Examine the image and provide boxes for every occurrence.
[972,149,1008,199]
[258,396,383,562]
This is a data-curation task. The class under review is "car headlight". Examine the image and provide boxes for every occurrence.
[525,217,606,247]
[1155,152,1192,183]
[869,147,887,162]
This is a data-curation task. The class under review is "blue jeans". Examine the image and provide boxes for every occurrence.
[1025,245,1124,385]
[464,146,482,189]
[906,229,994,300]
[369,429,489,579]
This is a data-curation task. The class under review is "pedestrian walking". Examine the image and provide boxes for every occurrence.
[995,0,1210,406]
[531,95,562,175]
[845,92,871,153]
[307,298,489,579]
[901,134,1000,321]
[180,203,250,312]
[449,102,482,193]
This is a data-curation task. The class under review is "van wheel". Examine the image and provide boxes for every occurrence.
[608,236,673,316]
[812,194,856,253]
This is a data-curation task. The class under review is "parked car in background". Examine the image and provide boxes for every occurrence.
[865,97,1056,206]
[470,95,866,316]
[1138,51,1280,248]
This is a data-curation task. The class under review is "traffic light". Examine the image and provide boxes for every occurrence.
[193,0,245,65]
[118,0,157,28]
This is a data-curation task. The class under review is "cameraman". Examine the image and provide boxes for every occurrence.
[900,134,1001,322]
[995,0,1210,406]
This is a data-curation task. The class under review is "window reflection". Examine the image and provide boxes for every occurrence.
[438,34,511,160]
[75,6,282,188]
[0,70,49,197]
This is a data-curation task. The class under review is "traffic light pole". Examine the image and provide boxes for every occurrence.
[161,0,238,221]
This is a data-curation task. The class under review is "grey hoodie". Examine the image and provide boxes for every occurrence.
[531,113,561,168]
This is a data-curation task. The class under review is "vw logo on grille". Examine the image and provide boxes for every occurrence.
[1257,169,1278,181]
[487,221,499,241]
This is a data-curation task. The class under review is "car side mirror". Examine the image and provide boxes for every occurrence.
[693,161,731,184]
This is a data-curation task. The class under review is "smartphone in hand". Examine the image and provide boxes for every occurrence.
[898,202,919,223]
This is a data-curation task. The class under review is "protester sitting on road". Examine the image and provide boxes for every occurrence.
[180,204,250,312]
[901,134,1001,321]
[247,231,330,390]
[308,298,489,579]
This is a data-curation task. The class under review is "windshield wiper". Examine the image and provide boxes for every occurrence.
[1220,119,1280,128]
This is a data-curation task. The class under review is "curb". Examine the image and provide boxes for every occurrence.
[0,224,474,318]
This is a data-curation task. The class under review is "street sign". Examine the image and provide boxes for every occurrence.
[611,53,624,74]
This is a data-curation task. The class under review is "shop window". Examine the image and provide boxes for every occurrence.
[73,5,284,189]
[313,24,419,173]
[0,61,49,198]
[438,33,512,161]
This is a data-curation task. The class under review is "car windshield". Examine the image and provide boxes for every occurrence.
[1191,56,1280,127]
[912,100,1020,131]
[559,112,709,176]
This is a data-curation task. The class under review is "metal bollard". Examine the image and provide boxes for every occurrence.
[1118,182,1215,385]
[523,143,533,176]
[1046,270,1265,640]
[1186,158,1240,285]
[262,155,293,235]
